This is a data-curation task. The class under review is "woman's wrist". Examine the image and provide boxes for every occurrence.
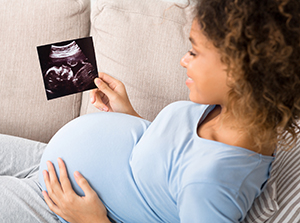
[130,109,143,119]
[123,105,143,119]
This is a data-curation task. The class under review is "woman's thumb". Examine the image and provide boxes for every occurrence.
[95,78,116,98]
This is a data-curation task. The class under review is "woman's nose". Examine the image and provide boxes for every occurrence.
[180,52,190,68]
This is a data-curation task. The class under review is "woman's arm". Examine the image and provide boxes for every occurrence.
[90,72,142,118]
[178,183,241,223]
[42,158,111,223]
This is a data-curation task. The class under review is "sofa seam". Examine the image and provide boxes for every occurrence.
[95,4,188,26]
[75,0,87,117]
[75,0,85,14]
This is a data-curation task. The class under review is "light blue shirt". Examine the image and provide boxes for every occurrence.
[39,101,274,223]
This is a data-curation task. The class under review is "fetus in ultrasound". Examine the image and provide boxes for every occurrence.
[42,40,97,99]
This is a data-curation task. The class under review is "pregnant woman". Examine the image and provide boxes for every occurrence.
[1,0,300,222]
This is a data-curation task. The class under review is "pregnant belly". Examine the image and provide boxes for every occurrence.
[39,112,152,222]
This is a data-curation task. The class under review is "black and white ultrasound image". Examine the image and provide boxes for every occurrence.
[37,37,98,100]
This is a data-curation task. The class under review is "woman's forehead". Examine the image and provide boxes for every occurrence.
[189,21,212,49]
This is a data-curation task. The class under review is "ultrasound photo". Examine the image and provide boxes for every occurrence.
[37,37,98,100]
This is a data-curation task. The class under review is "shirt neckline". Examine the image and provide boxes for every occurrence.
[194,104,275,160]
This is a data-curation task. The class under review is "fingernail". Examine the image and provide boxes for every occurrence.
[95,78,101,85]
[74,171,81,178]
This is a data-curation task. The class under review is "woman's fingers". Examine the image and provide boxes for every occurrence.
[94,78,115,99]
[91,72,137,116]
[90,89,98,104]
[98,72,120,90]
[57,158,75,196]
[42,159,109,222]
[43,161,62,206]
[90,88,109,112]
[74,171,97,198]
[42,190,61,215]
[92,78,117,111]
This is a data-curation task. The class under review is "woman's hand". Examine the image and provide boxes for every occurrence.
[42,158,111,223]
[90,72,142,118]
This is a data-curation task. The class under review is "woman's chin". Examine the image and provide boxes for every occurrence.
[189,94,201,104]
[188,93,210,105]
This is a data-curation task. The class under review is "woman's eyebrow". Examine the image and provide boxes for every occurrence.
[189,37,197,46]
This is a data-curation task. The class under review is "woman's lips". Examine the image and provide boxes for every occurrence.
[186,77,193,85]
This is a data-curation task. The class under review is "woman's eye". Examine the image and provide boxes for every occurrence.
[188,50,196,57]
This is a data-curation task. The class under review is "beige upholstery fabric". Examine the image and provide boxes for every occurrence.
[80,0,193,121]
[0,0,91,143]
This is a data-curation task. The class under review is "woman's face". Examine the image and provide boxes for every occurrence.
[181,20,231,106]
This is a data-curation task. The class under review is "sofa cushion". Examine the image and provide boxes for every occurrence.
[242,139,300,223]
[80,0,193,121]
[242,170,279,222]
[0,0,91,143]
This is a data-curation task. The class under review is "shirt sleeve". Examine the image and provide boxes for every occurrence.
[177,183,242,223]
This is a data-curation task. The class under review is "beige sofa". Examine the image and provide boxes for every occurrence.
[1,0,299,222]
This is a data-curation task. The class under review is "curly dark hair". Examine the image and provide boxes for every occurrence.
[194,0,300,151]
